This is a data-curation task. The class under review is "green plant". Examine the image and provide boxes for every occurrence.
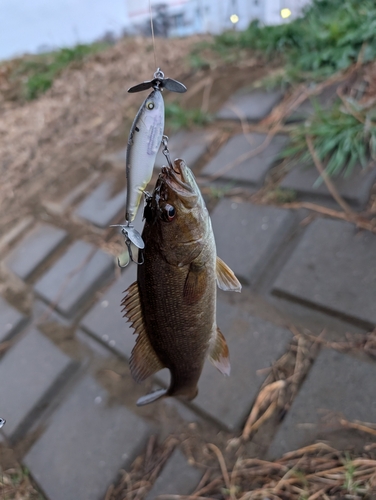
[283,99,376,177]
[165,102,212,131]
[211,0,376,81]
[266,187,297,203]
[207,182,236,200]
[343,458,362,495]
[13,42,110,100]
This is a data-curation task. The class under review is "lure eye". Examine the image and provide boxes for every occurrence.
[146,101,154,110]
[162,204,176,221]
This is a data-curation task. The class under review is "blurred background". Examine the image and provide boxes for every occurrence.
[1,0,311,60]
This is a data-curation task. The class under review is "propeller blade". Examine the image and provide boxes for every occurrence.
[128,81,154,93]
[163,78,187,93]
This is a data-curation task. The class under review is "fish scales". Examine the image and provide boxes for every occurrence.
[122,159,241,406]
[139,234,216,385]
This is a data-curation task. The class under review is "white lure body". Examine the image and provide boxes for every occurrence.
[125,89,164,222]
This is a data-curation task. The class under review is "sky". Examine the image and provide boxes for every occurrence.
[0,0,129,60]
[0,0,311,61]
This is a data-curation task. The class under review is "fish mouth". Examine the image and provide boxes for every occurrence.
[160,159,198,207]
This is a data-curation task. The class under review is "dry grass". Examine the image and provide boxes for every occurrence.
[0,466,43,500]
[106,324,376,500]
[108,439,376,500]
[0,35,207,232]
[106,435,179,500]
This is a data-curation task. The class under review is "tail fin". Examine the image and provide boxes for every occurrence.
[136,388,167,406]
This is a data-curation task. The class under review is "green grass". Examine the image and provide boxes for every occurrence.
[212,0,376,81]
[207,182,236,200]
[188,53,210,71]
[200,0,376,178]
[266,187,297,203]
[0,465,44,499]
[12,42,110,100]
[283,100,376,177]
[165,102,212,131]
[342,457,363,496]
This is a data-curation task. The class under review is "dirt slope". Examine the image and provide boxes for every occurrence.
[0,36,207,232]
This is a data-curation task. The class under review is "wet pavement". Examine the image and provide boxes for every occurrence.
[0,86,375,499]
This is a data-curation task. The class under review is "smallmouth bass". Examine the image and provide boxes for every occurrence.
[122,159,241,406]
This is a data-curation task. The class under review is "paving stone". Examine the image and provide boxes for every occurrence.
[34,240,114,318]
[268,348,376,458]
[4,223,68,280]
[0,328,75,441]
[32,299,73,327]
[75,179,127,228]
[0,216,34,254]
[75,328,114,359]
[217,88,283,122]
[191,294,292,430]
[155,130,216,169]
[43,172,100,216]
[80,265,137,359]
[24,375,152,500]
[211,199,294,284]
[201,133,289,185]
[286,83,339,123]
[145,448,202,500]
[0,297,27,343]
[280,164,376,209]
[272,218,376,328]
[162,397,203,425]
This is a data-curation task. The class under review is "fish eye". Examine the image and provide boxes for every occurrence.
[162,204,175,221]
[146,101,154,110]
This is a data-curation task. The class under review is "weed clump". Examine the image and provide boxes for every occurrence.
[284,100,376,177]
[12,42,110,100]
[165,102,212,131]
[213,0,376,81]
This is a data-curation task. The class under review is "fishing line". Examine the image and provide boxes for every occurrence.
[149,0,158,69]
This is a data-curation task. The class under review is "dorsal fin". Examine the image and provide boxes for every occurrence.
[121,281,165,383]
[216,256,242,292]
[209,326,231,376]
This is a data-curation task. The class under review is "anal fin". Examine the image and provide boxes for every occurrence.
[122,281,165,383]
[209,327,231,376]
[216,256,242,292]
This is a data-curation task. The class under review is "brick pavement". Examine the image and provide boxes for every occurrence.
[0,83,375,499]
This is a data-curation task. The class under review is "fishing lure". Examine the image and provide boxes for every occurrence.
[113,68,186,267]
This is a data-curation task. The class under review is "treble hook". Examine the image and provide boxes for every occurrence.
[123,238,144,266]
[110,223,145,267]
[162,135,179,173]
[162,135,172,168]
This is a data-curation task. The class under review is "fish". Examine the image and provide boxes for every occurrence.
[121,159,241,406]
[125,88,164,223]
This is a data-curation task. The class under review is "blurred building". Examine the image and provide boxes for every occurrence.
[126,0,312,37]
[0,0,312,61]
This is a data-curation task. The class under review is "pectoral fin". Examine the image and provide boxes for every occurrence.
[216,256,242,292]
[209,327,231,376]
[183,262,207,305]
[121,281,165,383]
